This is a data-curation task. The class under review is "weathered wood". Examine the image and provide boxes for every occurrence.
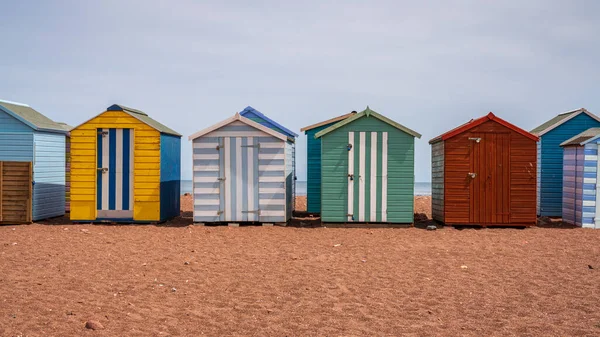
[0,161,32,224]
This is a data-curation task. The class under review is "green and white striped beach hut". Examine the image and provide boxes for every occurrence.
[315,107,421,223]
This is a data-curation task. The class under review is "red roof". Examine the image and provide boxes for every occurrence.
[429,112,539,144]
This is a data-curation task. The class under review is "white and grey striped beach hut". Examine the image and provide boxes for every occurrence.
[189,112,294,224]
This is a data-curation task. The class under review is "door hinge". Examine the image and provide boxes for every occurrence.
[98,131,108,137]
[242,209,261,214]
[217,210,224,215]
[468,137,481,143]
[241,144,260,148]
[217,177,226,181]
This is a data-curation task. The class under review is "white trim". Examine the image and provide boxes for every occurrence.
[537,108,600,137]
[193,154,219,160]
[585,155,598,161]
[259,199,286,206]
[348,131,354,221]
[259,176,285,183]
[224,137,231,221]
[370,132,377,222]
[188,113,287,141]
[115,129,123,211]
[259,142,284,148]
[584,177,597,184]
[194,187,220,194]
[194,211,220,217]
[193,165,219,171]
[193,142,219,149]
[258,153,285,160]
[236,137,243,221]
[248,137,255,221]
[259,165,285,171]
[205,131,270,138]
[194,198,220,205]
[382,132,388,222]
[101,128,109,211]
[260,210,285,217]
[358,132,366,222]
[260,188,285,194]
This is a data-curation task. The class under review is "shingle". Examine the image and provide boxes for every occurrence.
[530,110,580,135]
[0,100,67,133]
[560,127,600,146]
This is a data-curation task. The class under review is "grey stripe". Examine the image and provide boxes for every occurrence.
[258,170,284,177]
[259,159,284,166]
[194,171,219,178]
[258,137,280,143]
[260,182,284,189]
[194,216,220,222]
[194,159,219,166]
[194,182,219,188]
[194,194,220,200]
[217,125,261,132]
[195,137,219,143]
[218,137,225,221]
[260,216,285,222]
[194,205,220,211]
[260,204,285,211]
[259,193,285,199]
[230,136,237,220]
[194,148,219,154]
[260,148,284,154]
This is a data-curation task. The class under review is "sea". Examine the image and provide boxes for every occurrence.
[181,180,432,196]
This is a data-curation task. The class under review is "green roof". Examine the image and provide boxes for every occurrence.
[0,99,68,133]
[560,127,600,146]
[314,106,421,139]
[107,104,181,137]
[531,108,598,135]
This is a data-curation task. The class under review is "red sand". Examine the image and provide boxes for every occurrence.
[1,197,600,335]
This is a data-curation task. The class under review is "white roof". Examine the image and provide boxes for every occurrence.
[188,113,288,141]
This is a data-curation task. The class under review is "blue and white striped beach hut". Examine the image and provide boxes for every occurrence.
[189,112,295,224]
[560,128,600,229]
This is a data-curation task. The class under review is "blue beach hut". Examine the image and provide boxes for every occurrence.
[531,108,600,217]
[560,128,600,228]
[0,99,68,223]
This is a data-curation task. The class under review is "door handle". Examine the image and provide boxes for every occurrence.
[468,172,477,178]
[97,168,108,173]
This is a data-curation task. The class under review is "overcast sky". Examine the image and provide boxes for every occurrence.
[1,0,599,181]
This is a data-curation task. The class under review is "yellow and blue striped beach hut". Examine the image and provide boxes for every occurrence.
[70,104,181,223]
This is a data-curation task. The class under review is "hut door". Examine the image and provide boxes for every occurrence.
[347,131,388,222]
[97,128,134,219]
[221,137,260,222]
[0,161,33,224]
[469,133,511,224]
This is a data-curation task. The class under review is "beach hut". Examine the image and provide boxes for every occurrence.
[530,108,600,217]
[300,111,356,213]
[314,107,421,223]
[70,104,181,223]
[429,112,538,227]
[559,128,600,228]
[0,99,68,223]
[189,111,295,224]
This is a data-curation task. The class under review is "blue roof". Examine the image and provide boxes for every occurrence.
[239,106,298,138]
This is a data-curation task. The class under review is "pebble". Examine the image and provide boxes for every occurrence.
[85,320,104,330]
[184,261,190,265]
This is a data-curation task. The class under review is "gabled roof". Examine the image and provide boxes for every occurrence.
[530,108,600,136]
[106,104,181,136]
[188,112,288,141]
[314,107,421,139]
[239,106,298,138]
[560,127,600,147]
[429,112,538,144]
[0,99,68,134]
[300,111,357,132]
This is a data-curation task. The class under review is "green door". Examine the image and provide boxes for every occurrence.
[347,131,388,222]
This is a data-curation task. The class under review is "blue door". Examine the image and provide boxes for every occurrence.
[97,128,134,219]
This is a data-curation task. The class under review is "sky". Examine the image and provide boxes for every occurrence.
[1,0,599,181]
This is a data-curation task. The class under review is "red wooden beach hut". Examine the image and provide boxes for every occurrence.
[429,112,538,227]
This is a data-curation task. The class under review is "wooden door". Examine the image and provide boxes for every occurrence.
[96,128,134,219]
[469,133,511,224]
[0,161,32,224]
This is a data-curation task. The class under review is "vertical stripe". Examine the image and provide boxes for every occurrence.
[108,128,116,210]
[122,129,130,211]
[115,129,123,210]
[224,137,231,221]
[376,134,383,222]
[247,137,254,221]
[129,131,134,210]
[370,132,377,222]
[353,132,360,222]
[596,143,600,228]
[254,137,259,220]
[364,132,371,221]
[242,138,248,221]
[236,137,243,221]
[97,129,103,210]
[359,132,366,222]
[230,137,237,221]
[382,132,388,222]
[347,132,354,221]
[218,138,225,221]
[102,128,109,211]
